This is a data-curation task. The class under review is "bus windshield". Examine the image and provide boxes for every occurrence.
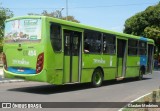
[4,18,41,43]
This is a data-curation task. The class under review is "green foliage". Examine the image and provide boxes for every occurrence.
[0,4,13,37]
[124,2,160,36]
[0,3,13,52]
[28,10,80,23]
[124,2,160,53]
[144,26,160,40]
[0,45,3,53]
[124,12,149,36]
[62,16,80,23]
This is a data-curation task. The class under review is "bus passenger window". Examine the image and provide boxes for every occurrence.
[64,33,70,56]
[84,41,90,53]
[50,23,62,52]
[103,33,115,54]
[139,41,147,55]
[84,30,102,54]
[128,39,138,56]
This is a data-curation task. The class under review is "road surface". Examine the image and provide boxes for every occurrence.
[0,71,160,111]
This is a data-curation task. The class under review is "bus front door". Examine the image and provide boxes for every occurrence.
[117,39,127,79]
[63,30,82,83]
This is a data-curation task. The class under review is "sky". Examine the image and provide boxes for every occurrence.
[0,0,159,32]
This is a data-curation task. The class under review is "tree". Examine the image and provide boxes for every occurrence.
[124,2,160,53]
[0,4,13,37]
[62,16,80,23]
[28,10,80,23]
[0,3,13,52]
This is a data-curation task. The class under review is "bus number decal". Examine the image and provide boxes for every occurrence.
[28,50,36,56]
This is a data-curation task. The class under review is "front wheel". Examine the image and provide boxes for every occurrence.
[91,69,103,87]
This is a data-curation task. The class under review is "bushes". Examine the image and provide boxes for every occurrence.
[0,45,3,53]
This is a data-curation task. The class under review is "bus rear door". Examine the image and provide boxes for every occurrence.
[117,39,127,79]
[147,44,154,73]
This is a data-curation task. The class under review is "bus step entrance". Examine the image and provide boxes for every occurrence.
[64,82,80,85]
[116,77,124,81]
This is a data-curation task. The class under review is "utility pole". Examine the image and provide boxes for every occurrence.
[66,0,68,20]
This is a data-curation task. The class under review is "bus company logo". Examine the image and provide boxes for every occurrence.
[93,58,106,64]
[13,58,30,65]
[2,103,12,108]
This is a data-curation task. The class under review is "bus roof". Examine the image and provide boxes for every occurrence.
[6,15,154,44]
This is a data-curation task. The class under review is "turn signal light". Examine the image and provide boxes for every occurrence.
[36,53,44,74]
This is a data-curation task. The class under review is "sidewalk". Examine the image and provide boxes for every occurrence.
[0,68,3,77]
[0,68,25,83]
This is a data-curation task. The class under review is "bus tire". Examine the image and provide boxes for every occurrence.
[138,66,145,80]
[91,68,103,87]
[138,69,144,80]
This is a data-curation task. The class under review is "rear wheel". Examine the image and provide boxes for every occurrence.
[91,69,103,87]
[138,69,144,80]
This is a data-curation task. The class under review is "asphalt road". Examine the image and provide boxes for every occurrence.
[0,71,160,111]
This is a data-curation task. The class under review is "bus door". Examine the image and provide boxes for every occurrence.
[117,39,127,78]
[63,29,82,83]
[147,44,154,73]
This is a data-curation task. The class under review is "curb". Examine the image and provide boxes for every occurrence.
[0,75,25,83]
[0,68,25,83]
[118,92,152,111]
[0,79,25,83]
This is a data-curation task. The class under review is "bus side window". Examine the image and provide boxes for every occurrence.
[84,41,90,53]
[84,30,102,54]
[139,41,147,55]
[128,39,138,56]
[103,33,115,54]
[50,23,62,52]
[64,34,70,55]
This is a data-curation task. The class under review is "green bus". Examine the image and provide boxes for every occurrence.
[3,16,154,87]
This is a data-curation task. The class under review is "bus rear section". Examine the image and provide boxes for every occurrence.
[3,18,47,82]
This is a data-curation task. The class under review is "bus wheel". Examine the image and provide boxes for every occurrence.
[138,70,143,80]
[91,69,103,87]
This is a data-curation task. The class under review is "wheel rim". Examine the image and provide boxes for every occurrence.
[94,71,102,85]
